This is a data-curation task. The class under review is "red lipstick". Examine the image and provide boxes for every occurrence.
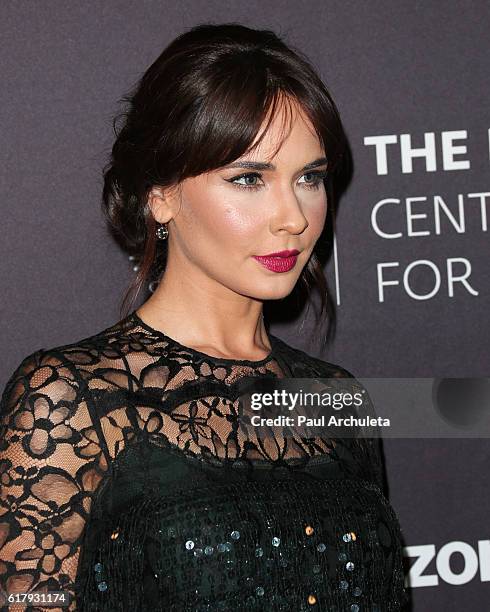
[253,249,300,273]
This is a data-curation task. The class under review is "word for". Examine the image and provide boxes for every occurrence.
[377,258,478,302]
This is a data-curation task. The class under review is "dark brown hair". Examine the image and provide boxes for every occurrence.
[102,23,348,334]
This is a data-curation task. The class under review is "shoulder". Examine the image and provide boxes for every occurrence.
[0,317,130,460]
[271,333,356,379]
[3,314,135,387]
[0,316,132,416]
[0,346,84,432]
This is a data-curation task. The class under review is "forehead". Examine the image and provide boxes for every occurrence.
[182,97,326,190]
[244,97,323,163]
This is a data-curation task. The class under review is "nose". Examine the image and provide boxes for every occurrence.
[269,184,309,235]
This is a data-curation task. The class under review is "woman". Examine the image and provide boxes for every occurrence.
[0,23,408,611]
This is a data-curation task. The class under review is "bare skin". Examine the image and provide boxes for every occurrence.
[136,97,328,361]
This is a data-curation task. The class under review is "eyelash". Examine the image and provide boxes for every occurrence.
[226,170,329,192]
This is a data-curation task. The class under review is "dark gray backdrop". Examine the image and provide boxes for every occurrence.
[1,2,489,610]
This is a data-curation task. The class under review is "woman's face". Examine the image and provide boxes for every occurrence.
[165,100,328,302]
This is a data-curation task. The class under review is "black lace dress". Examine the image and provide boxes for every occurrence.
[0,311,408,612]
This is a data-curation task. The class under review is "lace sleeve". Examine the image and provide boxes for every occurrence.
[322,362,386,494]
[0,348,105,611]
[350,376,386,493]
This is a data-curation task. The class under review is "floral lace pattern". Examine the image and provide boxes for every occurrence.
[0,311,407,611]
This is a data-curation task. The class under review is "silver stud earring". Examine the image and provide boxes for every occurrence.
[156,222,169,240]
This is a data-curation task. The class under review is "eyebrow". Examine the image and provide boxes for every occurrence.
[224,156,328,172]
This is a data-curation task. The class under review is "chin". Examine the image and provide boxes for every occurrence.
[243,283,298,301]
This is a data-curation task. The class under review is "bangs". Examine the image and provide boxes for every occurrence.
[169,57,341,181]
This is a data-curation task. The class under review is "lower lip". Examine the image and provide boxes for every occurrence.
[253,255,298,273]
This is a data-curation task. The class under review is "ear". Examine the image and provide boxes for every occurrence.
[148,184,181,224]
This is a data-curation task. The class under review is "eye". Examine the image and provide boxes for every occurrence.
[227,172,264,191]
[225,169,328,192]
[298,170,328,190]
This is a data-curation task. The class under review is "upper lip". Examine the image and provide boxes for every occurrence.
[255,249,300,258]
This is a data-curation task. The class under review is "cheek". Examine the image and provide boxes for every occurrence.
[179,183,327,250]
[223,209,265,243]
[181,191,260,248]
[304,194,328,236]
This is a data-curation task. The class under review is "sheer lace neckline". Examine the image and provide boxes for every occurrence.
[130,309,278,366]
